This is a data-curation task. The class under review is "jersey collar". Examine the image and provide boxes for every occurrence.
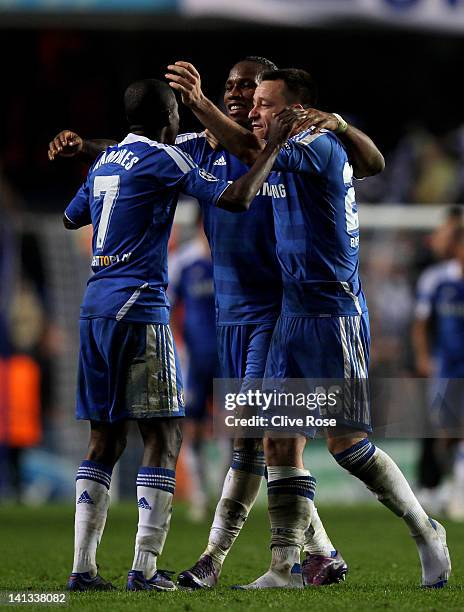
[119,133,157,146]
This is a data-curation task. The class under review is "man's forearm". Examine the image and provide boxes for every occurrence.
[81,139,117,162]
[218,141,281,212]
[192,97,263,164]
[339,125,385,178]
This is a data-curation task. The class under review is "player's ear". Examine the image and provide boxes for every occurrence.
[159,109,171,127]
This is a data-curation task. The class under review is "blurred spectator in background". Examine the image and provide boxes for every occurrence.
[412,207,464,519]
[446,124,464,204]
[169,216,220,521]
[363,236,415,375]
[384,127,459,205]
[0,169,43,502]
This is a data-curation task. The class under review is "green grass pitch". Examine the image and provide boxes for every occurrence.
[0,503,463,611]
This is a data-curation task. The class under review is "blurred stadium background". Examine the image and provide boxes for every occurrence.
[1,0,464,516]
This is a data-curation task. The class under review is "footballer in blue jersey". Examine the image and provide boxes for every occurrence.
[169,230,218,377]
[169,63,451,590]
[174,131,282,327]
[169,225,219,423]
[53,77,296,593]
[168,58,382,590]
[50,57,386,590]
[415,230,464,426]
[169,225,219,520]
[414,226,464,518]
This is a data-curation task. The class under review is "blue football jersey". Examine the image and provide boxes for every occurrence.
[271,128,367,316]
[416,259,464,376]
[65,133,229,324]
[169,238,217,358]
[175,132,283,325]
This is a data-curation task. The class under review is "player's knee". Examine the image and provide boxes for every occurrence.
[164,419,183,460]
[327,434,367,456]
[264,436,301,465]
[114,433,128,458]
[87,424,128,467]
[87,438,126,467]
[233,437,263,454]
[140,419,182,468]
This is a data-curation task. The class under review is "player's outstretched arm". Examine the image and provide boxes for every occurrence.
[217,108,304,212]
[166,61,263,164]
[48,130,116,162]
[300,109,385,178]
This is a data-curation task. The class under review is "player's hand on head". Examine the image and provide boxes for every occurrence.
[165,61,204,107]
[268,107,308,147]
[48,130,83,161]
[301,109,340,133]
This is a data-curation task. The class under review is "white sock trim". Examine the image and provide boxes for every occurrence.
[267,466,310,482]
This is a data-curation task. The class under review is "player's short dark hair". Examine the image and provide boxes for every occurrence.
[124,79,176,129]
[260,68,318,108]
[241,56,278,72]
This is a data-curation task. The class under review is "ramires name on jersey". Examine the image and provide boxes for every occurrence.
[93,148,139,172]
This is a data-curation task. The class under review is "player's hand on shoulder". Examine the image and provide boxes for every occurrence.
[166,61,204,108]
[48,130,83,161]
[268,107,308,147]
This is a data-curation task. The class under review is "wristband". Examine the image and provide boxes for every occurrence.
[332,113,348,134]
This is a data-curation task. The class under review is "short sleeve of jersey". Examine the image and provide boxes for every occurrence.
[149,145,230,207]
[180,167,230,206]
[64,179,91,228]
[175,132,209,166]
[273,131,333,175]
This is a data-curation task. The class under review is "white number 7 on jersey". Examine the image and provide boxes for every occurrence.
[94,175,120,250]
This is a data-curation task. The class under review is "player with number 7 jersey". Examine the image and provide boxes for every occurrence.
[65,138,230,328]
[61,78,299,593]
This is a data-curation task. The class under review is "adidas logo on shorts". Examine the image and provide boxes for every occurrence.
[137,497,152,510]
[77,490,94,505]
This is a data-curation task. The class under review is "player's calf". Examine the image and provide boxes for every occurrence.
[70,421,128,585]
[332,437,451,587]
[177,441,265,589]
[130,418,182,584]
[233,463,314,590]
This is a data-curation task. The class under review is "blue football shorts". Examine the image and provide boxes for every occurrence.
[216,321,276,383]
[264,312,371,433]
[77,318,184,423]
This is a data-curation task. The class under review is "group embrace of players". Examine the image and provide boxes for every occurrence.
[48,56,451,592]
